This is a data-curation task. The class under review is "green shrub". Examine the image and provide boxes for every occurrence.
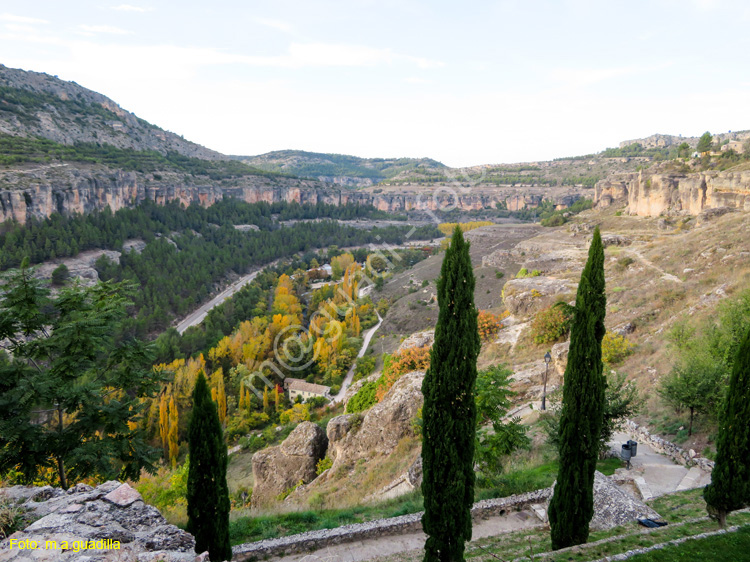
[531,304,571,344]
[316,456,333,475]
[346,379,379,413]
[601,331,635,364]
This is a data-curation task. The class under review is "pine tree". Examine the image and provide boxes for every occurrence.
[704,325,750,527]
[186,373,231,561]
[548,226,607,550]
[168,396,179,468]
[421,226,479,562]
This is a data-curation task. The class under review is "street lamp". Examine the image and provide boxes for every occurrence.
[542,351,552,411]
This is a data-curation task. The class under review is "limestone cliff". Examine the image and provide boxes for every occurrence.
[594,169,750,217]
[0,162,587,224]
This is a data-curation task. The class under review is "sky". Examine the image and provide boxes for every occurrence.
[1,1,749,167]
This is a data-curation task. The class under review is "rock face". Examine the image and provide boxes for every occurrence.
[589,471,661,530]
[396,330,434,352]
[0,481,199,562]
[251,422,328,509]
[502,277,575,318]
[329,371,424,473]
[594,170,750,217]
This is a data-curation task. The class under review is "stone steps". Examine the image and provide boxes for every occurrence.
[676,466,705,492]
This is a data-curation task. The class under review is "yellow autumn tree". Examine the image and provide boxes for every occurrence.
[158,391,169,457]
[168,395,179,467]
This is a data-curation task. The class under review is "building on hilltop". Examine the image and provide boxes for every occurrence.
[284,378,331,402]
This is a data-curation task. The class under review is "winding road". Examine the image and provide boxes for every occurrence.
[175,267,267,334]
[332,310,383,403]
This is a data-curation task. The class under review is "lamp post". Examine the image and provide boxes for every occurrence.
[542,351,551,411]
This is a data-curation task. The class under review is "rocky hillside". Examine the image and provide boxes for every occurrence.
[235,150,446,188]
[594,167,750,216]
[0,64,223,160]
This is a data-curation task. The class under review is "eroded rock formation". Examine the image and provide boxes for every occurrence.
[251,421,328,509]
[0,481,199,562]
[594,170,750,217]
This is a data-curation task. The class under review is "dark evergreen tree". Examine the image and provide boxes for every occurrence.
[548,226,606,550]
[704,325,750,527]
[186,373,231,561]
[0,263,160,488]
[421,226,479,562]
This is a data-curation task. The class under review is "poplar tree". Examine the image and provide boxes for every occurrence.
[421,226,479,562]
[168,396,179,467]
[548,227,607,550]
[704,326,750,527]
[186,373,231,561]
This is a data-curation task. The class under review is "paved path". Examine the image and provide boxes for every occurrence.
[610,432,711,496]
[267,509,541,562]
[332,311,383,404]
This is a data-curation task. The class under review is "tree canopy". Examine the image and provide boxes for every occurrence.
[0,264,161,488]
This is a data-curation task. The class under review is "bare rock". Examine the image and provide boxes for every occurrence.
[397,330,434,352]
[103,483,142,507]
[502,277,575,318]
[589,471,661,530]
[329,371,424,474]
[613,322,636,336]
[251,422,328,508]
[0,481,196,562]
[601,234,631,247]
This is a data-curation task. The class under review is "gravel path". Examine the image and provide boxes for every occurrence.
[332,311,383,404]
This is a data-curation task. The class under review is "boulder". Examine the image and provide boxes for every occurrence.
[0,482,198,562]
[502,277,575,318]
[251,422,328,509]
[397,330,434,352]
[329,371,425,470]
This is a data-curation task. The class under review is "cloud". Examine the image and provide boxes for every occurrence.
[0,13,48,24]
[110,4,152,12]
[404,76,429,84]
[253,17,293,34]
[78,24,132,35]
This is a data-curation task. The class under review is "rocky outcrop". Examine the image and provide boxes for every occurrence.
[0,64,223,161]
[0,481,199,562]
[396,330,434,352]
[251,422,328,508]
[594,170,750,217]
[502,276,575,318]
[328,371,424,474]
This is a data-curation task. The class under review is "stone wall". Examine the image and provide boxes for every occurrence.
[623,419,715,473]
[232,488,552,561]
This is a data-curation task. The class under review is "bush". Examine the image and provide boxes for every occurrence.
[530,304,571,344]
[315,456,333,475]
[50,263,69,286]
[346,380,379,413]
[495,271,504,279]
[477,310,508,341]
[601,331,635,364]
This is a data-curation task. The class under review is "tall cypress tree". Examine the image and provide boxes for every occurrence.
[548,226,606,550]
[704,325,750,527]
[422,226,480,562]
[186,373,232,561]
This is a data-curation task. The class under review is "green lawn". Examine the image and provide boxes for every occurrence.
[627,525,750,561]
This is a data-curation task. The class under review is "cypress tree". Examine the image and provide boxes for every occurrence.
[186,373,232,561]
[704,325,750,527]
[421,226,479,562]
[548,226,607,550]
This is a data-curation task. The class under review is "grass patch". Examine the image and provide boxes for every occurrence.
[228,491,424,545]
[627,525,750,561]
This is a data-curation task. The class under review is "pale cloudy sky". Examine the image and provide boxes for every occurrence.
[1,1,749,167]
